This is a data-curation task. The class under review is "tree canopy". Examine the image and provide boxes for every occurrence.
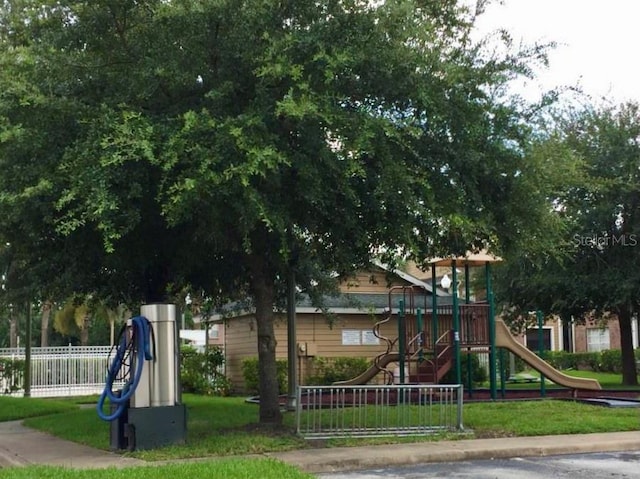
[0,0,560,420]
[495,101,640,385]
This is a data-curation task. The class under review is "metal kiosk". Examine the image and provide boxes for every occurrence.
[98,304,187,451]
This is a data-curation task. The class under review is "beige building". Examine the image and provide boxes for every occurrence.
[218,264,452,392]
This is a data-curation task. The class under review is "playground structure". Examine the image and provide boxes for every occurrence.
[96,304,187,451]
[336,254,601,396]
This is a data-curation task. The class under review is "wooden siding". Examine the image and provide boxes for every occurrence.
[224,311,404,392]
[273,312,396,357]
[222,265,452,392]
[280,312,400,386]
[223,316,258,392]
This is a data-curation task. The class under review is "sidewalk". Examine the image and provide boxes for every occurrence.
[1,419,639,472]
[0,421,145,469]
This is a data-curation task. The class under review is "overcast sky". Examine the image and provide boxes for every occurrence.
[472,0,640,105]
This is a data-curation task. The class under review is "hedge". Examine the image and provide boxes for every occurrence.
[306,357,370,385]
[180,346,230,396]
[241,357,288,395]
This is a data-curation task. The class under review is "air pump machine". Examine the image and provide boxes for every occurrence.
[97,304,187,451]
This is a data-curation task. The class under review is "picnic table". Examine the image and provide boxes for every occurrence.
[507,373,541,383]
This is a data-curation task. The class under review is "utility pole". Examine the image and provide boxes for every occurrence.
[24,302,32,398]
[286,267,297,411]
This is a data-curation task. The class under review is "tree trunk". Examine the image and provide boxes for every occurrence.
[79,314,90,346]
[617,307,638,386]
[40,300,53,347]
[110,317,115,346]
[9,314,18,348]
[250,255,282,425]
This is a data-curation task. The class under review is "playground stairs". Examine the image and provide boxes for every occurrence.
[409,345,453,384]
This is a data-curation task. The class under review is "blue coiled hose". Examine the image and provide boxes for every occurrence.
[97,316,153,421]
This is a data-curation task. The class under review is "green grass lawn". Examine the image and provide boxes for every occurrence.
[3,370,637,475]
[0,396,79,422]
[464,399,639,437]
[24,395,308,460]
[13,390,638,461]
[485,369,640,391]
[0,458,313,479]
[561,369,640,389]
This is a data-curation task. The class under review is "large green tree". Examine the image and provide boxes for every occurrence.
[496,102,640,386]
[1,0,555,421]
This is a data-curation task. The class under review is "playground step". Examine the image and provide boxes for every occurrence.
[409,374,436,384]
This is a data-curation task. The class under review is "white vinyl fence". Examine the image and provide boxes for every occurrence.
[0,346,123,398]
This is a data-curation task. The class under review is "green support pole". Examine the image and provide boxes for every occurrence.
[464,264,472,397]
[431,264,438,353]
[486,262,497,400]
[286,268,297,411]
[499,348,506,398]
[537,310,546,397]
[398,299,406,384]
[452,262,461,385]
[466,349,472,397]
[464,264,471,340]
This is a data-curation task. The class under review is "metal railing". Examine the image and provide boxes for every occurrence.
[0,346,122,398]
[296,384,463,439]
[432,304,490,346]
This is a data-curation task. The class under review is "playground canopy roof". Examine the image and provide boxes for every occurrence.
[428,251,503,267]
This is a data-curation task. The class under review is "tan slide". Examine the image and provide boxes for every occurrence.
[333,353,400,385]
[495,319,601,390]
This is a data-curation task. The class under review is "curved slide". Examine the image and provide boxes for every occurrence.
[333,353,400,386]
[495,319,601,391]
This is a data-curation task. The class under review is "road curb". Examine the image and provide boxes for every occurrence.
[268,432,640,473]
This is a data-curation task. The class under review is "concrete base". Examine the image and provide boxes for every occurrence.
[126,404,187,451]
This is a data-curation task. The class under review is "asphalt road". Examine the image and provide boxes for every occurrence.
[317,451,640,478]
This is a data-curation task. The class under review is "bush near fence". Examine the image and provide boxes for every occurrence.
[180,345,230,396]
[241,357,288,395]
[441,353,488,387]
[306,357,370,385]
[0,358,25,394]
[240,356,371,393]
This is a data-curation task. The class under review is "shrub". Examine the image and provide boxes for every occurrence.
[499,352,527,377]
[599,349,623,373]
[241,357,288,395]
[441,353,487,387]
[180,346,230,396]
[0,358,24,394]
[545,350,578,370]
[526,349,633,374]
[306,357,370,385]
[574,352,600,371]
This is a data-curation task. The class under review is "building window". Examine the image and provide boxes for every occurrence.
[525,328,551,352]
[586,328,610,352]
[209,325,219,339]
